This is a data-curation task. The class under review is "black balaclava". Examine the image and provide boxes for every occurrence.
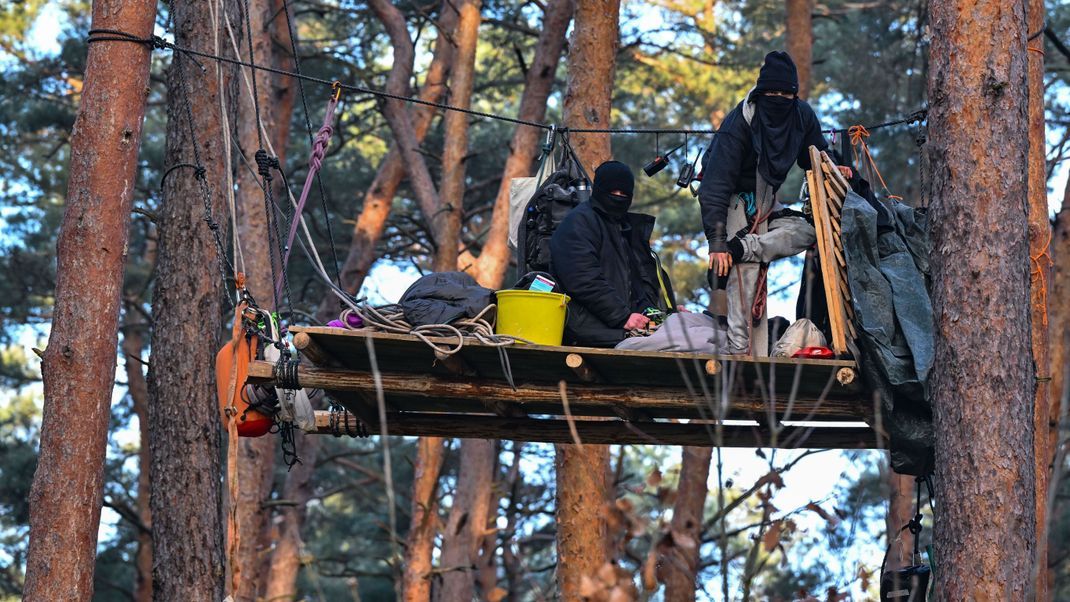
[751,51,804,187]
[590,160,635,222]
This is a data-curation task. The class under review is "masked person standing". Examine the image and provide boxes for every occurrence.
[550,161,676,347]
[697,51,851,355]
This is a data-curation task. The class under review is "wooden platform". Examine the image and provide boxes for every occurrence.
[248,326,881,449]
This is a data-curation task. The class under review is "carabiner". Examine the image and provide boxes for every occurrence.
[331,80,343,102]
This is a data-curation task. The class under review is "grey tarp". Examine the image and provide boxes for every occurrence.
[841,191,935,476]
[398,272,495,326]
[614,312,728,353]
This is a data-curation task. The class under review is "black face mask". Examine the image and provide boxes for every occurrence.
[752,94,803,187]
[592,191,633,221]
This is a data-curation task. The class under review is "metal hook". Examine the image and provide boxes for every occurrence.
[331,80,343,102]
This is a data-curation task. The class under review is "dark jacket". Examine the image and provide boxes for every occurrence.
[550,202,675,347]
[697,94,827,251]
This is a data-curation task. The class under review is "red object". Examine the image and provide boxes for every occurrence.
[792,346,835,359]
[237,415,273,437]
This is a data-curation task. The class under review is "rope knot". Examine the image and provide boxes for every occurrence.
[309,123,333,171]
[254,149,278,180]
[194,165,207,179]
[150,35,168,50]
[848,125,870,146]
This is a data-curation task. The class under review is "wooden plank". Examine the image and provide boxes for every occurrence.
[822,163,848,199]
[293,331,337,367]
[287,326,859,392]
[821,150,853,193]
[248,361,867,421]
[808,147,849,354]
[311,410,880,449]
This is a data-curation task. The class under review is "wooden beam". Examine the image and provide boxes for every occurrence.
[434,350,478,377]
[308,411,879,448]
[565,353,599,382]
[293,331,336,367]
[246,361,866,421]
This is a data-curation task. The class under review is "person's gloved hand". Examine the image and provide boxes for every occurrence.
[837,165,853,179]
[623,313,651,331]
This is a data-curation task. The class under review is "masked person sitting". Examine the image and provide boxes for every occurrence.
[550,161,676,347]
[697,50,851,355]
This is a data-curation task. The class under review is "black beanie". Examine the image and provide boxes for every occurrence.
[591,161,635,220]
[755,51,799,95]
[592,161,635,199]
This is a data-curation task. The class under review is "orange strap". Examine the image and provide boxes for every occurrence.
[215,298,254,596]
[848,125,902,201]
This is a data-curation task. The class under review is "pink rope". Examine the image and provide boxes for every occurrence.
[276,95,338,296]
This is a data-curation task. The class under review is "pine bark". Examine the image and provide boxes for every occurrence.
[1026,0,1051,594]
[927,1,1035,598]
[319,2,459,318]
[784,0,813,99]
[22,1,157,599]
[402,437,447,602]
[555,2,619,597]
[146,0,237,598]
[436,440,498,601]
[231,0,299,597]
[472,0,574,288]
[434,0,482,272]
[660,447,711,601]
[1053,182,1070,473]
[122,308,153,602]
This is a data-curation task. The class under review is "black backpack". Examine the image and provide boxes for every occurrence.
[516,139,591,274]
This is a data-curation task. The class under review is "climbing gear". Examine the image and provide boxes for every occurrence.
[216,300,273,437]
[879,477,933,602]
[276,90,341,296]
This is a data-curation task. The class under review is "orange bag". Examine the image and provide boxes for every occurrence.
[216,301,272,437]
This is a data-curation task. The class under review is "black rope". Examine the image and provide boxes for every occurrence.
[168,49,235,306]
[280,0,342,285]
[87,28,931,138]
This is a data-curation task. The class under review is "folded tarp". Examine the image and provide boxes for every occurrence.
[841,190,934,476]
[398,272,495,327]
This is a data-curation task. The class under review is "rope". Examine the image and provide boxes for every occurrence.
[280,0,342,284]
[848,124,902,201]
[85,28,929,139]
[276,93,339,297]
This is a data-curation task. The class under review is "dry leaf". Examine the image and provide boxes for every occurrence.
[486,587,508,602]
[806,502,841,528]
[646,468,663,488]
[858,565,872,591]
[762,520,783,551]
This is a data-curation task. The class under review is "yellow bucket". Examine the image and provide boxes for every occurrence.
[495,290,570,346]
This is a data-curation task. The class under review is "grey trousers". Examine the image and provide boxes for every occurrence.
[725,196,816,355]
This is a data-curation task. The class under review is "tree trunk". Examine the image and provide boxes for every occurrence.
[231,0,299,596]
[927,2,1035,598]
[1026,0,1050,594]
[784,0,813,99]
[472,0,574,288]
[555,1,619,597]
[122,307,153,602]
[146,0,237,598]
[262,433,319,601]
[368,0,443,244]
[433,0,481,273]
[436,440,498,601]
[22,1,157,599]
[1053,181,1070,477]
[660,447,711,601]
[885,471,915,570]
[401,437,447,602]
[320,2,460,318]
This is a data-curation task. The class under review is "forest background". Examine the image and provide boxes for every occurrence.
[2,0,1070,599]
